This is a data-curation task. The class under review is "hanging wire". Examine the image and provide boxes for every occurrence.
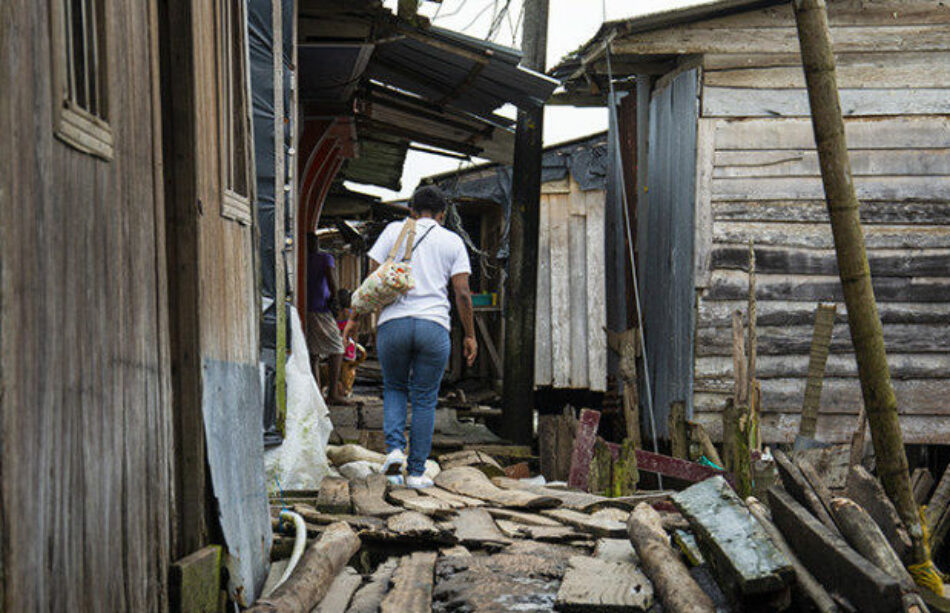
[603,30,663,487]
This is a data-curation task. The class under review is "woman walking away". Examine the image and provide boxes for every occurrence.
[344,186,477,488]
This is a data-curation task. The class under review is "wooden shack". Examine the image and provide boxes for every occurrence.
[554,0,950,444]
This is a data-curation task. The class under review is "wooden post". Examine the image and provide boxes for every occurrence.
[793,0,928,568]
[799,303,837,442]
[501,0,548,444]
[669,401,688,460]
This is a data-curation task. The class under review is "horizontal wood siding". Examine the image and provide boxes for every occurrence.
[679,2,950,444]
[0,0,171,609]
[534,178,607,392]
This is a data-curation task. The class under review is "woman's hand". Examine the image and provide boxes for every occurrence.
[343,318,359,345]
[463,335,478,367]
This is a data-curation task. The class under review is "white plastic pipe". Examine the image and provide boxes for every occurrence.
[273,510,307,592]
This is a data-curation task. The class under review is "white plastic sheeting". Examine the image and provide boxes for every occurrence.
[265,307,333,491]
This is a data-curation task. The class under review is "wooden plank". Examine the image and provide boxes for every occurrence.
[538,406,576,482]
[380,552,437,613]
[714,221,950,250]
[451,508,511,549]
[292,505,386,532]
[714,149,950,178]
[711,246,950,277]
[847,465,914,563]
[704,87,950,117]
[485,508,566,527]
[714,116,950,151]
[474,313,502,379]
[568,211,589,388]
[434,467,561,509]
[316,477,352,515]
[694,411,950,445]
[494,520,589,543]
[535,192,553,385]
[585,187,607,392]
[360,511,456,545]
[314,567,362,613]
[699,298,950,328]
[705,56,950,89]
[418,485,485,509]
[633,449,731,486]
[774,449,841,533]
[347,558,398,613]
[673,476,792,597]
[593,538,638,564]
[541,509,627,538]
[387,487,456,518]
[799,304,836,440]
[568,408,601,491]
[611,24,950,56]
[170,545,222,613]
[549,192,571,387]
[707,270,950,303]
[351,475,402,518]
[555,555,655,612]
[768,486,903,613]
[713,174,950,201]
[694,118,717,289]
[492,477,614,512]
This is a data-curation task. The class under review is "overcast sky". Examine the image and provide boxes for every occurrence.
[346,0,714,200]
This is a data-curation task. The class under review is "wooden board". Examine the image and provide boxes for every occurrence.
[170,545,222,613]
[714,116,950,151]
[418,485,485,509]
[292,504,386,531]
[314,567,362,613]
[585,188,608,391]
[387,487,456,518]
[705,56,950,89]
[535,188,554,384]
[347,558,398,613]
[451,508,512,550]
[380,552,437,613]
[768,486,902,613]
[711,246,950,278]
[569,205,590,388]
[549,191,571,387]
[486,508,566,527]
[713,149,950,179]
[555,555,654,612]
[704,87,950,117]
[351,475,402,518]
[540,509,627,538]
[437,450,504,477]
[699,299,950,328]
[673,476,793,597]
[593,538,639,565]
[435,467,561,509]
[539,406,577,482]
[494,520,589,543]
[316,477,352,515]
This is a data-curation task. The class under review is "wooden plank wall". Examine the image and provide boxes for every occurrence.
[0,0,172,610]
[534,177,607,392]
[671,0,950,444]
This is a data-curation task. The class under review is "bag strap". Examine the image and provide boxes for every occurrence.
[385,219,416,263]
[411,225,437,255]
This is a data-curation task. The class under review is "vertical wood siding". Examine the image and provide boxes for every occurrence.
[682,2,950,444]
[534,178,607,392]
[0,0,171,610]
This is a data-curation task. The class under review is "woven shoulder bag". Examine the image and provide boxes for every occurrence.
[351,219,417,314]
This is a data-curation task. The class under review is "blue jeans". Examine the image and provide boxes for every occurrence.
[377,317,451,476]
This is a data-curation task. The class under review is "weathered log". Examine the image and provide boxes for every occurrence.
[746,496,837,613]
[672,476,793,598]
[380,552,437,613]
[555,555,655,611]
[769,486,902,613]
[774,449,839,534]
[248,522,361,613]
[846,465,913,563]
[830,498,915,590]
[626,503,716,613]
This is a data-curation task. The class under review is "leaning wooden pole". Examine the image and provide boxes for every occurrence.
[792,0,932,579]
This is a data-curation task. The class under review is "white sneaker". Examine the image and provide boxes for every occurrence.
[381,449,406,476]
[387,475,405,486]
[406,475,434,489]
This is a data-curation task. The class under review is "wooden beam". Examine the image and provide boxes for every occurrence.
[380,552,437,613]
[797,303,837,442]
[568,408,601,490]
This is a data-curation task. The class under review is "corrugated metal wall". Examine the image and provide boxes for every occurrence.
[640,68,699,438]
[534,176,607,391]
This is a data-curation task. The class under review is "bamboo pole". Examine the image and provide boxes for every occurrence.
[792,0,928,570]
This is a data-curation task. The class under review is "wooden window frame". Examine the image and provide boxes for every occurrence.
[216,0,255,224]
[49,0,114,160]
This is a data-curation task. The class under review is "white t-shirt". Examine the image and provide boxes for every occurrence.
[367,218,471,331]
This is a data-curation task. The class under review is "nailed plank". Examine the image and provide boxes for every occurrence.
[417,485,485,509]
[705,87,950,117]
[435,467,561,509]
[347,558,398,613]
[351,475,402,518]
[673,476,792,597]
[768,486,902,613]
[437,450,504,478]
[540,509,626,538]
[585,187,608,392]
[380,552,437,613]
[316,477,352,515]
[568,409,602,491]
[715,116,950,151]
[555,555,655,612]
[714,149,950,178]
[705,58,950,89]
[451,508,511,550]
[314,567,362,613]
[387,487,456,518]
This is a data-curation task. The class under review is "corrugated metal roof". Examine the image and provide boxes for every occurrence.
[343,132,407,191]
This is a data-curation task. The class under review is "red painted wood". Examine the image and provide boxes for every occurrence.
[603,441,735,488]
[567,409,601,491]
